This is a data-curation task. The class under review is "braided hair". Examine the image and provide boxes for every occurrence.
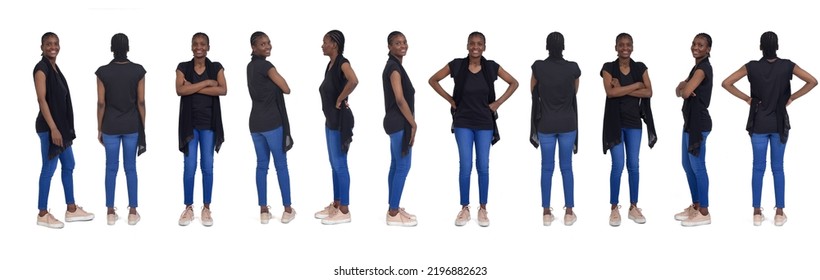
[326,30,345,55]
[40,32,58,56]
[760,31,778,59]
[111,33,129,62]
[546,31,564,59]
[192,32,210,46]
[387,31,404,44]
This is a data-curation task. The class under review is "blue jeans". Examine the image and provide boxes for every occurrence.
[609,128,642,205]
[388,130,412,209]
[251,127,291,207]
[682,131,709,207]
[37,132,75,210]
[538,131,576,208]
[103,133,139,208]
[454,127,493,205]
[183,129,214,205]
[751,133,786,208]
[325,127,350,206]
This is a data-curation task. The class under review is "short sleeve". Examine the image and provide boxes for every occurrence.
[213,62,224,72]
[33,60,49,77]
[94,66,104,78]
[636,62,648,76]
[386,60,400,75]
[487,60,499,81]
[448,59,462,78]
[138,64,147,79]
[600,62,612,77]
[572,62,581,79]
[176,62,186,72]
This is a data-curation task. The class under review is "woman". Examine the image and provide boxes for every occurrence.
[600,33,656,227]
[313,30,358,225]
[33,32,95,229]
[175,32,227,227]
[674,33,713,227]
[429,31,519,227]
[722,31,817,226]
[529,32,580,226]
[247,31,296,224]
[95,33,147,226]
[382,31,417,227]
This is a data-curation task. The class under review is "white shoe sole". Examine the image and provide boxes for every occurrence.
[609,220,621,227]
[387,221,418,227]
[321,218,351,225]
[128,216,140,226]
[681,220,711,227]
[478,220,490,227]
[454,218,470,226]
[179,220,192,226]
[629,216,646,224]
[37,221,64,229]
[674,215,688,221]
[281,213,296,224]
[66,215,95,222]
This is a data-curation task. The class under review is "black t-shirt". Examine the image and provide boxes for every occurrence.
[601,61,647,129]
[177,62,223,130]
[95,61,146,135]
[382,56,415,134]
[34,60,70,133]
[681,58,713,132]
[747,58,794,134]
[449,59,495,130]
[532,58,581,133]
[247,55,283,132]
[319,57,350,129]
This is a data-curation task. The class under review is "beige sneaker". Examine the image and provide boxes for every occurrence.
[281,208,296,224]
[321,209,351,225]
[628,206,646,224]
[543,213,555,226]
[564,213,577,226]
[674,204,696,221]
[386,211,418,227]
[201,207,213,227]
[128,213,140,225]
[454,207,470,226]
[399,207,417,220]
[37,211,64,229]
[107,213,119,226]
[65,205,95,222]
[477,208,490,227]
[609,205,621,227]
[261,206,272,224]
[681,210,711,227]
[753,208,764,226]
[774,208,787,226]
[178,206,194,226]
[314,203,337,219]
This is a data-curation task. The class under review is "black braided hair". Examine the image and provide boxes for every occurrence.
[326,30,345,55]
[111,33,129,62]
[547,31,564,58]
[760,31,778,59]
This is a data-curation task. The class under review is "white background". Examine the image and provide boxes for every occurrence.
[2,0,818,279]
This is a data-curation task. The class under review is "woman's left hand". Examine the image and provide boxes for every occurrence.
[489,101,500,112]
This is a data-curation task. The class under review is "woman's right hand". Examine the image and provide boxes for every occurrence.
[410,124,417,147]
[98,131,104,145]
[50,128,63,147]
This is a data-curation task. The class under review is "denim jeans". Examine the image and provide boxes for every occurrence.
[538,131,576,208]
[37,132,75,210]
[251,126,291,207]
[103,133,139,208]
[751,133,786,208]
[454,127,493,205]
[682,131,709,207]
[609,128,642,205]
[387,130,411,209]
[183,129,214,205]
[325,127,350,206]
